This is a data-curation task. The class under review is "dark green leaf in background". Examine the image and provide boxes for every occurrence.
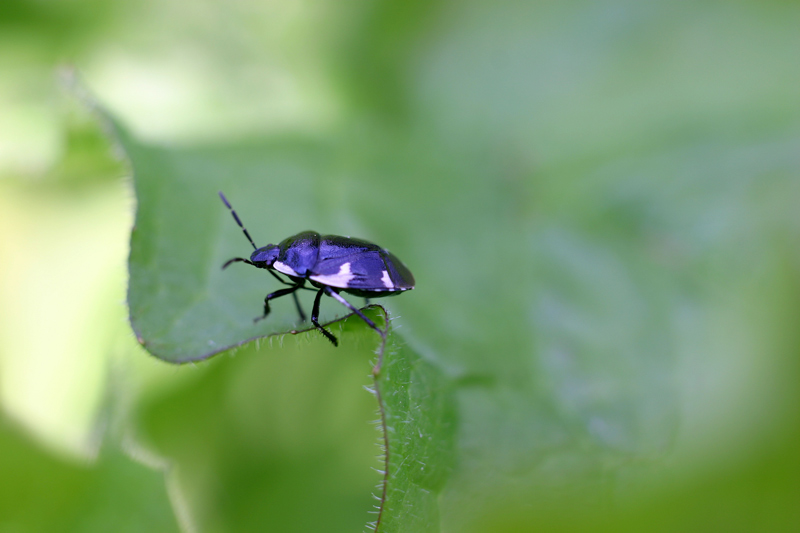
[0,418,179,532]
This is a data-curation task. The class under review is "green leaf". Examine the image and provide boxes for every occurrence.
[115,103,458,529]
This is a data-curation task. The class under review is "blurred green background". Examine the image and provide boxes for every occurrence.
[2,0,799,531]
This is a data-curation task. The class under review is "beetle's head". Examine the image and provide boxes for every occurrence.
[250,245,279,268]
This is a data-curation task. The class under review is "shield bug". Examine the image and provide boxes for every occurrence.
[219,191,415,346]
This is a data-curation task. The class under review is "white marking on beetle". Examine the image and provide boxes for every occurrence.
[380,270,393,288]
[273,261,299,277]
[309,262,354,288]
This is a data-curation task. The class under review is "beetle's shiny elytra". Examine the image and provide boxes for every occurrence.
[219,192,415,346]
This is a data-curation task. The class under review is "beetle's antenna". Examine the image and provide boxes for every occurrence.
[219,191,257,250]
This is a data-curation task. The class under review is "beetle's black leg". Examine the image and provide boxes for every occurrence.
[291,291,306,322]
[364,297,371,306]
[286,278,307,321]
[311,288,338,346]
[222,257,256,269]
[256,285,303,323]
[324,286,383,337]
[266,269,316,292]
[266,269,294,287]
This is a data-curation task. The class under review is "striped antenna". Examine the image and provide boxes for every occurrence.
[219,191,257,250]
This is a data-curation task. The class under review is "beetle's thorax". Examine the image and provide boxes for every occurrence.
[272,231,321,277]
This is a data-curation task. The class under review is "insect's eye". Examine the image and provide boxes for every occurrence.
[251,245,279,265]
